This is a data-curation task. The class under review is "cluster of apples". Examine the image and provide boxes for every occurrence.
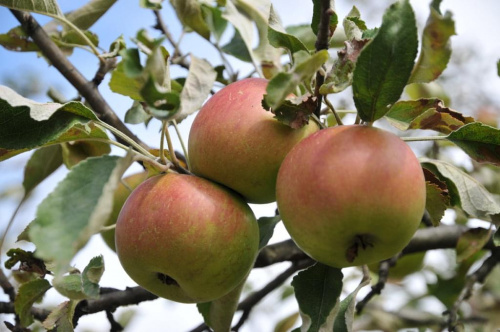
[109,78,426,304]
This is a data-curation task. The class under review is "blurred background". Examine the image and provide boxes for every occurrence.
[0,0,499,331]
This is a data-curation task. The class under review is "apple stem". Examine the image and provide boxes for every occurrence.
[172,120,191,170]
[159,120,168,165]
[100,224,116,232]
[311,114,327,129]
[163,121,182,169]
[324,97,343,126]
[402,136,448,142]
[96,121,155,159]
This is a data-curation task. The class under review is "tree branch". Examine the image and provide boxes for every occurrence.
[10,10,147,150]
[152,10,190,70]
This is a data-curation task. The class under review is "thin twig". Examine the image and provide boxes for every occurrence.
[153,10,189,70]
[10,10,147,150]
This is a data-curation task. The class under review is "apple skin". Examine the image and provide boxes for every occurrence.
[115,173,259,303]
[276,125,426,268]
[188,77,319,204]
[101,172,148,251]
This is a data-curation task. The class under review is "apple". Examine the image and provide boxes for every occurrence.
[101,172,148,251]
[276,125,426,268]
[188,77,319,204]
[115,173,259,303]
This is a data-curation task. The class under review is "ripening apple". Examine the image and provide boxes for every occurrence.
[115,173,259,303]
[188,77,319,204]
[101,172,148,251]
[276,125,426,268]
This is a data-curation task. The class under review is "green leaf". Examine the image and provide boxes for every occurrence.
[447,122,500,166]
[333,273,370,332]
[43,300,78,331]
[58,29,100,48]
[170,0,210,40]
[285,25,316,51]
[343,6,367,41]
[196,277,247,332]
[53,274,86,300]
[385,99,474,134]
[174,55,217,122]
[311,0,337,36]
[423,168,450,226]
[409,0,455,83]
[29,154,133,275]
[258,215,281,249]
[352,0,418,122]
[125,101,151,124]
[15,278,51,327]
[0,0,63,16]
[456,228,492,263]
[61,138,111,169]
[0,87,100,160]
[292,263,343,332]
[221,29,252,62]
[109,61,144,100]
[421,158,500,222]
[23,145,63,194]
[274,312,300,332]
[268,5,308,54]
[264,50,329,110]
[201,4,228,43]
[497,59,500,77]
[64,0,118,30]
[140,76,180,120]
[82,255,105,299]
[0,26,39,52]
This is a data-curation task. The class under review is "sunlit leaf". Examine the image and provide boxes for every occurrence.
[352,0,418,122]
[268,5,308,54]
[343,6,366,41]
[421,158,500,222]
[447,122,500,166]
[0,26,39,52]
[409,0,455,83]
[29,154,133,275]
[333,273,370,332]
[0,0,63,17]
[292,263,343,331]
[201,4,227,43]
[170,0,210,39]
[82,255,105,299]
[43,300,78,331]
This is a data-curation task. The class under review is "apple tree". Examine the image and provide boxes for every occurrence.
[0,0,500,331]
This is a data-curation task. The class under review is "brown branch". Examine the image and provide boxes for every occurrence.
[446,246,500,331]
[313,0,335,117]
[152,10,190,70]
[10,9,147,150]
[0,301,50,322]
[0,269,16,302]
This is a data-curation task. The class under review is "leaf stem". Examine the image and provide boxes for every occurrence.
[164,122,181,169]
[159,120,168,165]
[54,16,102,61]
[96,122,155,158]
[324,97,343,125]
[402,136,448,142]
[172,120,190,170]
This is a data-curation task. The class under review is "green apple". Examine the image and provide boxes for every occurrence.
[188,77,319,204]
[101,172,148,251]
[276,125,426,268]
[115,173,259,303]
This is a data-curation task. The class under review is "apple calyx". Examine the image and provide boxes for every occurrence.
[157,273,179,287]
[345,234,375,263]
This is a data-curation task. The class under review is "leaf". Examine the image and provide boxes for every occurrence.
[82,255,105,299]
[385,99,474,134]
[352,0,418,122]
[292,263,343,332]
[201,4,228,43]
[258,215,281,249]
[109,61,144,100]
[61,139,111,169]
[196,277,247,332]
[320,39,369,94]
[264,50,329,110]
[140,0,163,10]
[53,274,86,300]
[311,0,337,37]
[267,5,308,54]
[275,312,300,332]
[0,26,39,52]
[447,122,500,166]
[140,76,180,120]
[170,0,210,40]
[423,168,450,226]
[222,0,258,66]
[125,101,151,124]
[43,300,78,331]
[0,0,63,17]
[173,55,216,122]
[64,0,118,30]
[221,29,253,62]
[343,6,367,41]
[23,145,63,194]
[267,94,317,129]
[409,0,455,83]
[333,273,370,332]
[15,278,51,327]
[421,158,500,222]
[456,228,493,263]
[29,154,133,275]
